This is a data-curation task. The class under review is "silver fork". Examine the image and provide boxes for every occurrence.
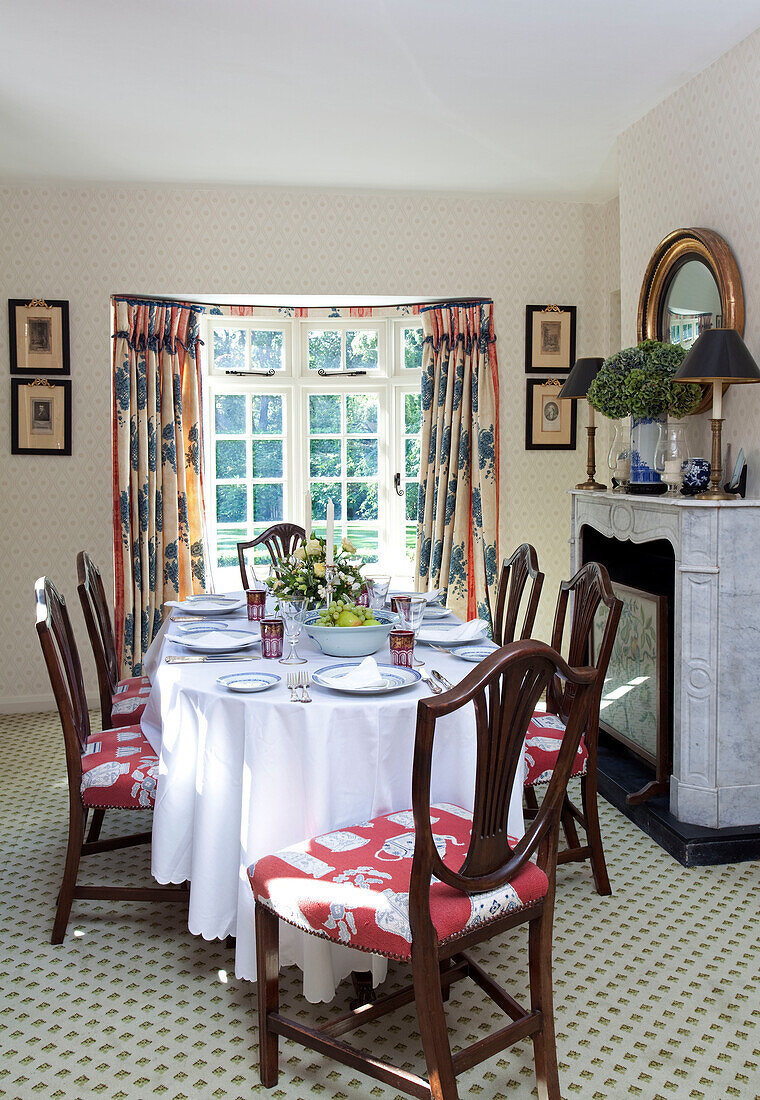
[428,643,453,655]
[286,673,299,701]
[299,670,312,703]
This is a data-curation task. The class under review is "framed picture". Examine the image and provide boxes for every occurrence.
[525,379,577,450]
[11,378,72,455]
[591,582,670,804]
[525,304,576,373]
[8,299,70,374]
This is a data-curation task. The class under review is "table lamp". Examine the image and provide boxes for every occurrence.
[558,357,606,491]
[673,329,760,500]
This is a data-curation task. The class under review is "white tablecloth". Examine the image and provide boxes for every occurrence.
[141,598,525,1002]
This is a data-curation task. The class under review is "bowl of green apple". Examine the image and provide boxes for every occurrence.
[304,601,395,657]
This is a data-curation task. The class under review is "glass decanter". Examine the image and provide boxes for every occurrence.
[607,419,631,493]
[658,421,691,496]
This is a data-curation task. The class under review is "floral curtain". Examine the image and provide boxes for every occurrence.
[112,298,207,676]
[415,301,500,622]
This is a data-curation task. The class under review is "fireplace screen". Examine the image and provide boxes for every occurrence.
[591,582,670,801]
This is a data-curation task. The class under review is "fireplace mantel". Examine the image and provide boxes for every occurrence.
[571,490,760,829]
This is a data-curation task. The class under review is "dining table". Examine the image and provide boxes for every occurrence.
[140,593,525,1003]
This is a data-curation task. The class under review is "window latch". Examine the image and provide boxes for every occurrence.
[317,369,367,377]
[224,368,276,377]
[393,473,404,496]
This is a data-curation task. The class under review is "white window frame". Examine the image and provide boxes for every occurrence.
[202,314,423,590]
[208,317,293,377]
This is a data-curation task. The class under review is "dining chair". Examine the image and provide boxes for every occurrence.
[489,543,545,645]
[250,640,598,1100]
[76,551,151,732]
[523,562,622,896]
[237,522,306,588]
[35,576,186,944]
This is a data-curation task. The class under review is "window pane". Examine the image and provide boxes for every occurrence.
[405,483,418,522]
[217,484,247,524]
[251,394,283,434]
[405,437,421,479]
[251,483,283,522]
[252,439,283,478]
[347,524,379,563]
[311,481,342,520]
[213,327,246,371]
[347,481,378,521]
[308,329,341,372]
[310,438,342,478]
[216,523,247,568]
[404,393,422,435]
[346,329,378,370]
[215,393,246,435]
[347,438,378,477]
[250,329,285,372]
[403,326,424,370]
[405,524,416,563]
[346,393,378,434]
[216,439,246,480]
[309,393,341,434]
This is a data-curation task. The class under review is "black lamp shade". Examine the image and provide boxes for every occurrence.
[673,328,760,384]
[557,357,605,399]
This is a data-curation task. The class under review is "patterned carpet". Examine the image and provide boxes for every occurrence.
[1,710,759,1100]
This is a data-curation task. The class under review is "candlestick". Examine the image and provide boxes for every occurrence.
[325,563,337,607]
[713,381,723,420]
[326,499,334,565]
[304,490,312,539]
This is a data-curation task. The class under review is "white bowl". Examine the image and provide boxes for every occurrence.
[304,610,395,657]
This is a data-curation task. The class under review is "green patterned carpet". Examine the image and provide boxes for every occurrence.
[1,710,759,1100]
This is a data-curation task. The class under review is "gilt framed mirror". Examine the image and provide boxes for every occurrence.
[637,228,744,412]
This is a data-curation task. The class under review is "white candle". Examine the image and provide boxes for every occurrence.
[586,398,595,428]
[712,381,723,420]
[304,490,312,539]
[326,499,334,565]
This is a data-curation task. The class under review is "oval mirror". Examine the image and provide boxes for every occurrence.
[661,258,723,351]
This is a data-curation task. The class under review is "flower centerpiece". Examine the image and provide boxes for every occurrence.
[587,340,702,487]
[267,535,365,607]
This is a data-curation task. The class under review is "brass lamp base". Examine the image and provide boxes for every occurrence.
[695,417,736,501]
[576,479,607,491]
[576,424,606,492]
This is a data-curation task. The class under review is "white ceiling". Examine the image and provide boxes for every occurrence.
[2,0,759,201]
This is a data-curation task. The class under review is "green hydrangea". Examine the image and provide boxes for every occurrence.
[587,340,702,420]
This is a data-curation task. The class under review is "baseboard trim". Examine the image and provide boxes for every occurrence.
[0,693,58,715]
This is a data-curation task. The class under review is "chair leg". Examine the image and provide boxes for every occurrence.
[86,807,106,843]
[560,794,581,852]
[528,910,561,1100]
[52,804,85,945]
[581,772,611,896]
[412,949,458,1100]
[524,786,539,811]
[255,902,280,1087]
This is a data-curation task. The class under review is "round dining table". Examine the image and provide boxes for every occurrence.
[140,595,524,1003]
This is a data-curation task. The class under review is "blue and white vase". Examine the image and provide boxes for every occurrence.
[629,416,666,485]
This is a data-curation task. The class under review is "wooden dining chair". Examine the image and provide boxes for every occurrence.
[76,551,151,732]
[237,523,306,588]
[36,576,186,944]
[251,640,598,1100]
[489,543,545,645]
[523,562,622,896]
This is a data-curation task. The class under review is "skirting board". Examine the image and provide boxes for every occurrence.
[597,735,760,867]
[0,692,58,714]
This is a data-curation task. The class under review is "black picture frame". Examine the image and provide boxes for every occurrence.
[525,304,576,374]
[11,378,72,456]
[525,378,577,451]
[8,299,70,375]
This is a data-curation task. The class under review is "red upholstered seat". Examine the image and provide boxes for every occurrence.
[524,711,587,788]
[110,675,151,728]
[81,725,158,810]
[249,804,548,962]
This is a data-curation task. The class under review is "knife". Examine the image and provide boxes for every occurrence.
[165,654,260,664]
[422,676,443,695]
[432,669,454,690]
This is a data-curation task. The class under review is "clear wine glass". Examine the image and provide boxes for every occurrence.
[279,599,308,665]
[365,573,391,610]
[399,596,426,666]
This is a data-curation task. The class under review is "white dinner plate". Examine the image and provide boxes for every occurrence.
[449,644,500,663]
[217,672,280,693]
[173,595,245,615]
[171,620,231,634]
[168,628,260,654]
[387,589,443,607]
[312,662,422,694]
[422,606,451,621]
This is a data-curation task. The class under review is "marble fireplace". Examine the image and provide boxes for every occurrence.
[571,490,760,830]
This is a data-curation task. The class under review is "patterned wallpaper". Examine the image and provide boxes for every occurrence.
[0,184,618,709]
[619,26,760,489]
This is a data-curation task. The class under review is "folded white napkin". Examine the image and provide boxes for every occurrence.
[417,619,489,645]
[322,656,388,689]
[389,588,443,605]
